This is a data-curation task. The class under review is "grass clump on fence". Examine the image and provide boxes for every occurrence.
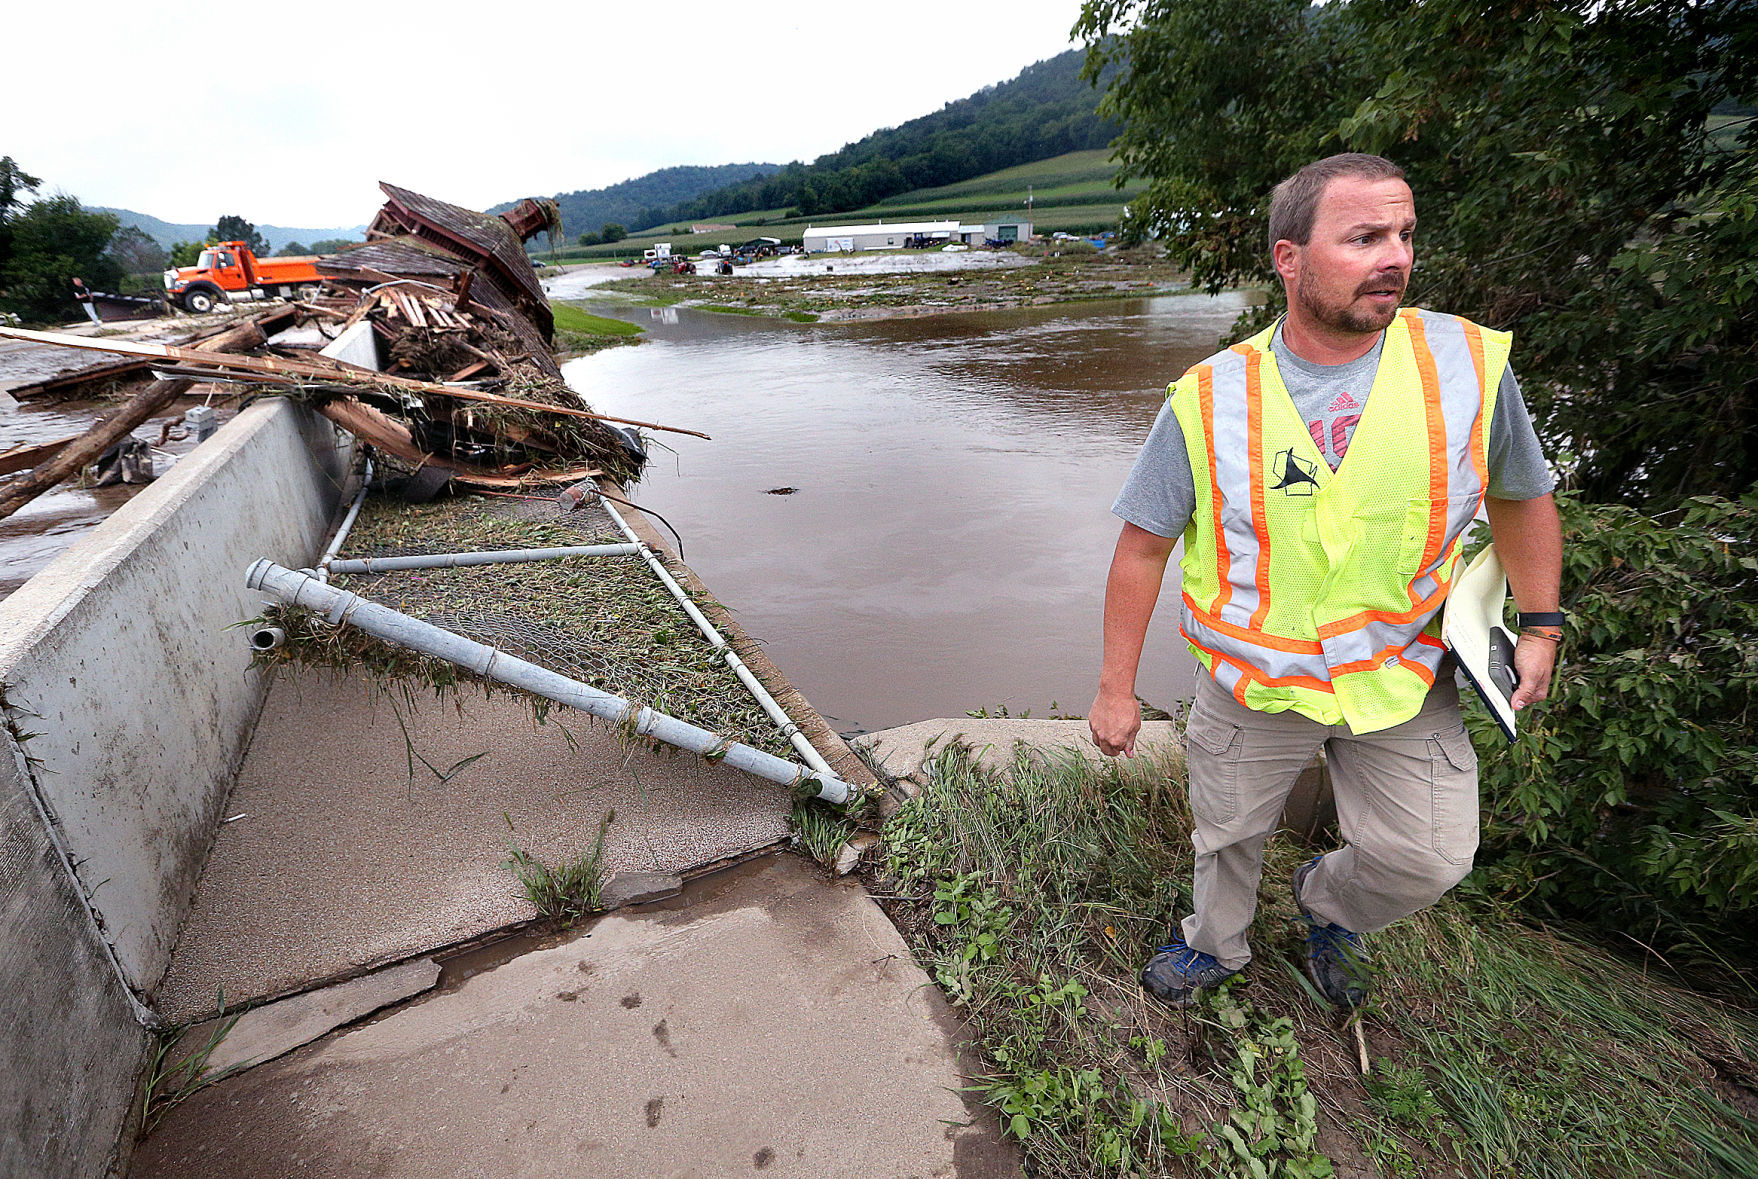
[876,740,1758,1177]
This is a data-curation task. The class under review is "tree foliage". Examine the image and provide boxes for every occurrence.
[492,163,782,248]
[599,222,627,244]
[307,238,357,255]
[1079,0,1758,506]
[0,155,43,285]
[107,224,167,274]
[0,192,121,323]
[1467,494,1758,968]
[208,213,269,256]
[168,240,203,267]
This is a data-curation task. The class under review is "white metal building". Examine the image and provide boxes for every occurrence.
[802,220,961,252]
[955,218,1034,244]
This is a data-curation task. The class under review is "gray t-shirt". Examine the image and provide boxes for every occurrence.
[1113,323,1555,538]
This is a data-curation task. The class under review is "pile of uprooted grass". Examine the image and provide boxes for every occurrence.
[247,493,793,762]
[873,741,1758,1178]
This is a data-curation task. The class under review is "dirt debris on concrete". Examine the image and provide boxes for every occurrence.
[136,853,1023,1179]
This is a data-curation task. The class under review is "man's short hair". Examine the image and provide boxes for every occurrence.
[1267,154,1406,255]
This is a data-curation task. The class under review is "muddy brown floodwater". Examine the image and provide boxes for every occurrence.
[0,391,241,599]
[562,292,1255,735]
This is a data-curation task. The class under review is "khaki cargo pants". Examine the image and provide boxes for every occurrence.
[1180,673,1480,970]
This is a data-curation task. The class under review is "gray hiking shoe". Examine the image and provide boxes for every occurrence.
[1292,854,1372,1008]
[1140,935,1238,1008]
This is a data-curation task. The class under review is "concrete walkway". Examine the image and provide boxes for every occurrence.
[157,670,799,1023]
[139,716,1103,1176]
[135,854,1020,1179]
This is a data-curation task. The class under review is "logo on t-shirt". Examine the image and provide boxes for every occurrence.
[1326,392,1360,412]
[1272,449,1320,496]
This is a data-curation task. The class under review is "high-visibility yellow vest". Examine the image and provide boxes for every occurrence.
[1169,307,1511,733]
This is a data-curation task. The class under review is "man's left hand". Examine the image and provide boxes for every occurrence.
[1510,635,1557,710]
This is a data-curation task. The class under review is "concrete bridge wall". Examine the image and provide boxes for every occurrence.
[0,398,352,1175]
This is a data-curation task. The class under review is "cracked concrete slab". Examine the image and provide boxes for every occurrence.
[184,959,441,1075]
[156,671,793,1024]
[134,855,1021,1179]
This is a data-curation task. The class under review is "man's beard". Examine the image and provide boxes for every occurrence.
[1296,272,1404,335]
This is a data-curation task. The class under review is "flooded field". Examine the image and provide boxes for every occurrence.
[562,292,1253,734]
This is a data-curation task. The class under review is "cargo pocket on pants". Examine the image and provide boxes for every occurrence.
[1186,710,1244,826]
[1428,727,1480,866]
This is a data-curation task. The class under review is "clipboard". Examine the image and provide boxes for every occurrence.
[1442,542,1519,742]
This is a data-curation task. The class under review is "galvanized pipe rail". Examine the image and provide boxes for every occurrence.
[245,559,852,803]
[327,543,639,574]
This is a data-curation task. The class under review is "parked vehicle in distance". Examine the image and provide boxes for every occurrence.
[163,242,321,313]
[642,243,674,262]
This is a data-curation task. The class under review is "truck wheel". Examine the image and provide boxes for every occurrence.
[296,283,320,301]
[183,286,218,314]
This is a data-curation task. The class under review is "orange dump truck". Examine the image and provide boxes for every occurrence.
[163,242,322,313]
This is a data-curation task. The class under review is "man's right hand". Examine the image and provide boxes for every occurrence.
[1089,689,1142,758]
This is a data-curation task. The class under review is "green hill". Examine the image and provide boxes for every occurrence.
[88,208,366,252]
[634,48,1116,230]
[490,163,781,250]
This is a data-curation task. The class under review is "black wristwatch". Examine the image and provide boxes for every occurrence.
[1515,612,1567,628]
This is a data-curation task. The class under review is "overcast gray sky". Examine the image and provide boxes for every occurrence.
[6,0,1090,229]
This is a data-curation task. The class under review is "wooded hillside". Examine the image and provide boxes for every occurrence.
[489,163,781,248]
[635,49,1116,228]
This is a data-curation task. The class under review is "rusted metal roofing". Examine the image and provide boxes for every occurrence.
[317,238,467,280]
[374,183,550,338]
[465,279,562,381]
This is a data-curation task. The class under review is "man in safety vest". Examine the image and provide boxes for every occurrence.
[1090,153,1563,1008]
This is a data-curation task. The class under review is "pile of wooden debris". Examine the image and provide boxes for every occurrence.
[0,183,701,519]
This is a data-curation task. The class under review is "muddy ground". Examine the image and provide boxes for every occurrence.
[581,243,1195,322]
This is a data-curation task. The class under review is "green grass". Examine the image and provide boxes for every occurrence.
[790,798,861,868]
[504,810,613,925]
[877,740,1758,1178]
[548,302,643,337]
[140,996,244,1136]
[549,301,645,353]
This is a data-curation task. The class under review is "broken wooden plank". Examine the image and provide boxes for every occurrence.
[0,436,77,477]
[0,326,712,438]
[315,397,600,488]
[0,311,291,521]
[445,360,490,381]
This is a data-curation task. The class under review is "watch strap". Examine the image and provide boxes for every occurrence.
[1515,611,1566,628]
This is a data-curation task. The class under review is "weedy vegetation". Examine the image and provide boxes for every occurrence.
[788,794,872,868]
[503,809,614,926]
[876,741,1758,1177]
[139,995,242,1136]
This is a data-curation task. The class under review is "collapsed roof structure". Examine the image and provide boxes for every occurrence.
[0,182,664,510]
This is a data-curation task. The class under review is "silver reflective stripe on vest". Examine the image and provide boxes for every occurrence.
[1203,349,1265,628]
[1182,604,1320,682]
